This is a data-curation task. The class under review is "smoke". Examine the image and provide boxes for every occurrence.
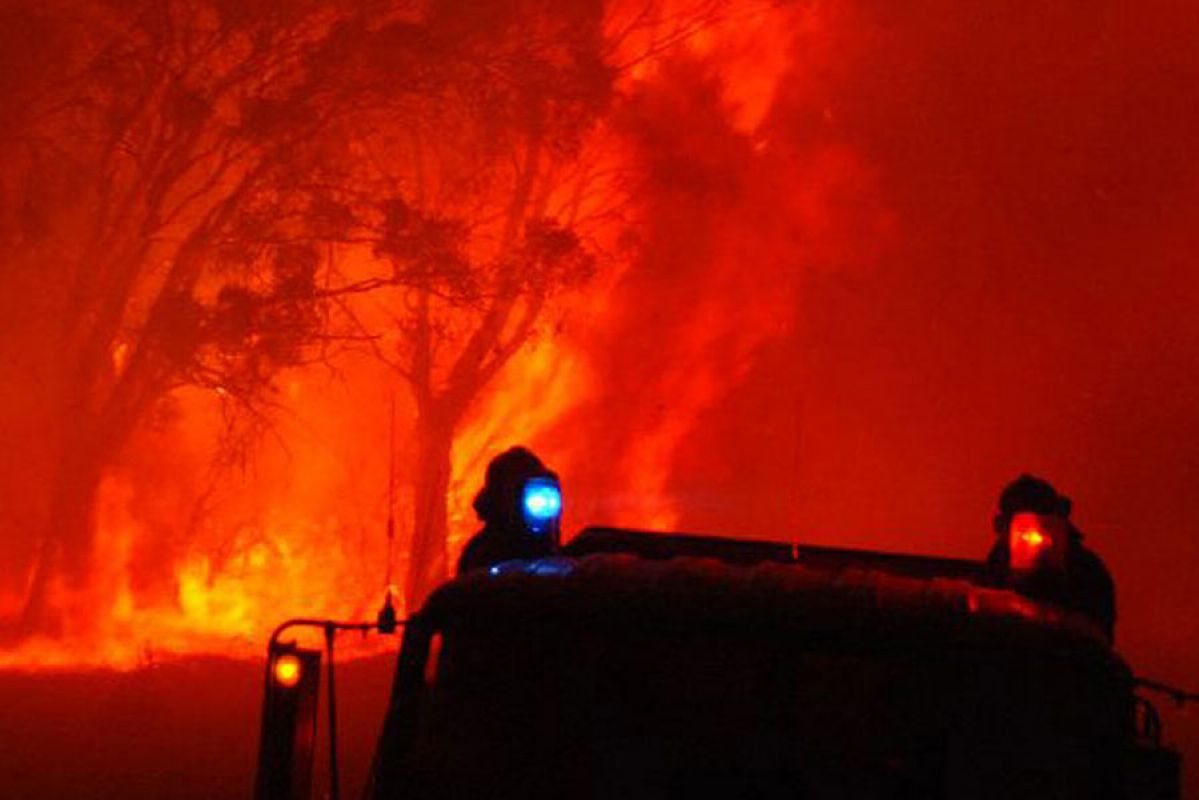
[4,0,1199,790]
[541,29,892,532]
[0,0,1196,715]
[0,0,1196,792]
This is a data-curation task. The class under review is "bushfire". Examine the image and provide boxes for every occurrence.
[0,0,848,668]
[2,0,1199,794]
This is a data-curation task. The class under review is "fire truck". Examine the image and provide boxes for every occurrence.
[255,490,1182,799]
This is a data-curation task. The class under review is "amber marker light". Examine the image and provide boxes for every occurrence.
[273,654,302,688]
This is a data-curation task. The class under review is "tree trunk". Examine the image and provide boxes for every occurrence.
[405,409,455,613]
[18,442,106,637]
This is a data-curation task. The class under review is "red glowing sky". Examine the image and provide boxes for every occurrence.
[538,0,1199,773]
[615,0,1199,771]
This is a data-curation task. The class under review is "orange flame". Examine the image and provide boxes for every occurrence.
[1,1,887,670]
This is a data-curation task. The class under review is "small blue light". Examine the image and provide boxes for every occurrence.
[530,557,575,576]
[522,477,562,535]
[485,557,575,578]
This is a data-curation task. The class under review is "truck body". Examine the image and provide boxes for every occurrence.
[363,527,1177,799]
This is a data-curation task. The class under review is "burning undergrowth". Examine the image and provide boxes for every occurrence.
[0,0,888,668]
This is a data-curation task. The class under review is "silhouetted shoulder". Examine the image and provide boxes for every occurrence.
[457,532,507,575]
[1070,542,1116,639]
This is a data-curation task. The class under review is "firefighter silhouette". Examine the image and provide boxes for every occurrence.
[987,474,1116,640]
[457,446,560,575]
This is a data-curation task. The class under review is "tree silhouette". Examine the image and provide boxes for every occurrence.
[278,0,737,608]
[321,0,615,608]
[0,0,415,634]
[0,0,749,633]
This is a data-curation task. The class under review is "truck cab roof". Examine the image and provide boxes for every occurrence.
[426,526,1114,656]
[369,528,1143,799]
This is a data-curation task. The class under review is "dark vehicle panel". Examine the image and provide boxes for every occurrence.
[370,540,1145,799]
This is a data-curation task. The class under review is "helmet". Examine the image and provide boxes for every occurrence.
[993,474,1072,534]
[472,446,555,529]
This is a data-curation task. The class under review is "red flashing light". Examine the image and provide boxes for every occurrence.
[1020,529,1046,548]
[1009,512,1064,571]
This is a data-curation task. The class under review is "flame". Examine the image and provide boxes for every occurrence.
[0,471,397,668]
[0,0,887,669]
[111,342,129,375]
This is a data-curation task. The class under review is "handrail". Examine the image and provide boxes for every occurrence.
[1134,676,1199,708]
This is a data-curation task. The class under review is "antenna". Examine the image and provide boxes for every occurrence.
[376,393,399,634]
[386,393,396,588]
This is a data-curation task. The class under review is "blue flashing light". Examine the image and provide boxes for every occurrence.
[522,476,562,535]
